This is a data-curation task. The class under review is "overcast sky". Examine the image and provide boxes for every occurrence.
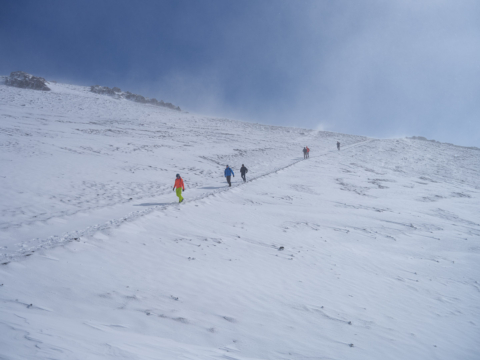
[1,0,479,146]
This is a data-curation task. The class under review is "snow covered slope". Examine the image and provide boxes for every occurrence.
[0,80,364,262]
[0,80,479,359]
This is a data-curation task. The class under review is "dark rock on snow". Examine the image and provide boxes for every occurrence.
[90,85,116,96]
[5,71,51,91]
[3,70,181,111]
[90,84,181,111]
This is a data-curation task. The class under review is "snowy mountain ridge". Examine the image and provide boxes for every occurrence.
[406,136,480,151]
[0,79,479,359]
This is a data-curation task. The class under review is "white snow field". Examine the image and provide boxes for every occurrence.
[0,80,479,359]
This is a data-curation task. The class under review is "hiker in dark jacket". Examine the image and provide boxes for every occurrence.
[337,141,340,150]
[240,164,248,182]
[224,165,234,187]
[303,147,307,159]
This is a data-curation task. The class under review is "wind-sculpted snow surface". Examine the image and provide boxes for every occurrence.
[0,80,479,359]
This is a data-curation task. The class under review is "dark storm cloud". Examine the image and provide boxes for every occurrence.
[1,0,479,146]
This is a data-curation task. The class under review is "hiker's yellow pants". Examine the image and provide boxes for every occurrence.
[176,187,183,202]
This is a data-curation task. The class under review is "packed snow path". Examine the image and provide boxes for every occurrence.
[4,139,374,262]
[1,80,480,359]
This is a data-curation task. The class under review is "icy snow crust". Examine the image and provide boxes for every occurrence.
[0,81,479,359]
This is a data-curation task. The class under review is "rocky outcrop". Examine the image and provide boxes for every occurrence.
[90,85,181,111]
[90,85,115,96]
[163,101,180,111]
[5,71,50,91]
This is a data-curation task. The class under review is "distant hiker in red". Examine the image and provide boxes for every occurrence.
[173,174,185,203]
[306,146,310,158]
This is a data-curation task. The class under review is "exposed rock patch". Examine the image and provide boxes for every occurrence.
[3,71,181,111]
[5,71,51,91]
[90,85,115,96]
[90,85,181,111]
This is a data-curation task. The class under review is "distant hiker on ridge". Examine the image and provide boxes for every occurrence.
[337,141,340,151]
[225,165,234,187]
[240,164,248,183]
[173,174,185,203]
[306,146,310,158]
[303,147,307,159]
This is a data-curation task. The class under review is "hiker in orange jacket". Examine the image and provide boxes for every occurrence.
[306,146,310,158]
[173,174,185,203]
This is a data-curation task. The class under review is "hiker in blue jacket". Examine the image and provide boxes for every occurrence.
[224,165,235,187]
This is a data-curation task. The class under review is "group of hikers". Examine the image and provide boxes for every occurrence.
[172,142,341,203]
[303,142,341,159]
[223,164,249,186]
[302,146,310,159]
[173,164,248,203]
